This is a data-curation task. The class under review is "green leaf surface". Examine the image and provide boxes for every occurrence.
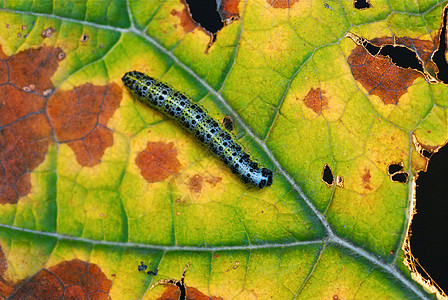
[0,0,446,299]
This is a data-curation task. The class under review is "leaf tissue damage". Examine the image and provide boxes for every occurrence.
[183,0,240,52]
[346,34,434,104]
[136,141,183,183]
[157,285,224,300]
[0,45,121,204]
[322,164,334,186]
[0,245,111,299]
[303,87,328,114]
[346,3,448,105]
[387,162,409,183]
[267,0,298,8]
[353,0,372,10]
[149,263,224,300]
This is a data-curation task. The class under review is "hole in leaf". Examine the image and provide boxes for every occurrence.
[80,34,89,42]
[412,143,448,293]
[388,163,403,175]
[361,40,424,72]
[347,4,448,84]
[432,4,448,83]
[346,33,431,105]
[336,175,344,188]
[413,133,436,161]
[422,149,432,159]
[322,164,334,186]
[378,45,423,72]
[185,0,223,35]
[391,172,408,183]
[353,0,371,10]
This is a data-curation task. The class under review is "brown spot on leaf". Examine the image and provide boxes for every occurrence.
[158,285,223,300]
[136,142,182,183]
[348,39,418,104]
[13,269,64,299]
[0,246,13,298]
[0,62,8,84]
[303,88,328,114]
[0,115,52,203]
[361,169,373,191]
[0,247,7,277]
[48,83,121,167]
[188,174,203,193]
[205,176,222,186]
[9,259,111,299]
[171,1,197,33]
[0,45,122,204]
[395,37,434,63]
[347,37,434,104]
[1,85,46,125]
[219,0,240,23]
[187,174,222,194]
[267,0,298,8]
[8,46,63,95]
[0,46,58,204]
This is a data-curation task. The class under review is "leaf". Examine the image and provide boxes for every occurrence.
[0,0,446,299]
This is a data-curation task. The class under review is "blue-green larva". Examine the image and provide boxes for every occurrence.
[122,71,273,189]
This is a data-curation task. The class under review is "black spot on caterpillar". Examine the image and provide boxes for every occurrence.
[122,71,273,189]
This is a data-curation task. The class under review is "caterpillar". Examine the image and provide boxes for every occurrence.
[122,71,273,189]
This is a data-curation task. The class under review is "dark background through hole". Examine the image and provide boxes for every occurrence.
[185,0,448,294]
[185,0,223,34]
[413,145,448,293]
